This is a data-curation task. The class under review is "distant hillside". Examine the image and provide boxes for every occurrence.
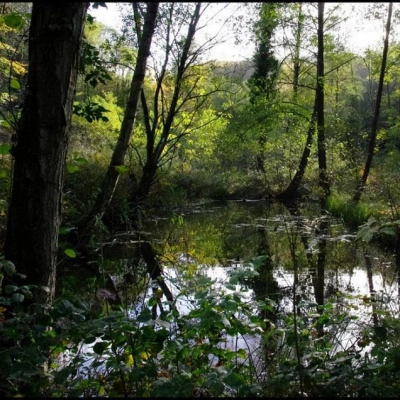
[211,60,255,82]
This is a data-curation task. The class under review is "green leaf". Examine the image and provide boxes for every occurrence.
[93,341,109,355]
[137,307,152,322]
[10,78,20,90]
[11,292,24,303]
[114,165,129,174]
[64,248,77,258]
[0,120,11,128]
[236,348,247,358]
[4,14,24,29]
[223,371,245,389]
[75,157,89,164]
[59,226,75,235]
[0,143,11,155]
[380,227,396,236]
[4,284,17,294]
[83,336,97,344]
[2,260,16,276]
[66,164,80,174]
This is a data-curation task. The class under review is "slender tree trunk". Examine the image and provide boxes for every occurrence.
[278,3,315,202]
[353,2,392,203]
[4,3,88,304]
[317,2,329,205]
[292,3,304,101]
[76,2,159,242]
[277,98,317,201]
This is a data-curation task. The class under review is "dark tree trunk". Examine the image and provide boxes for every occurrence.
[76,2,159,242]
[317,2,329,205]
[292,3,303,101]
[277,98,317,201]
[4,2,88,304]
[353,2,392,203]
[277,4,313,202]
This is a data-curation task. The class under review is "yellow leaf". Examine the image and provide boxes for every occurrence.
[138,351,149,360]
[124,354,133,366]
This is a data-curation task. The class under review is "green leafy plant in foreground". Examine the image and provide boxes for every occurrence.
[2,252,400,397]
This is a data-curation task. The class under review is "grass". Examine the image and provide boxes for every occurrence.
[326,193,381,231]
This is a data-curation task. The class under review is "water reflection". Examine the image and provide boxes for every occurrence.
[70,200,400,393]
[143,200,398,309]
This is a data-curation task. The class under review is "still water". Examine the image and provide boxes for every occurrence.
[140,199,399,305]
[63,199,400,392]
[130,200,399,363]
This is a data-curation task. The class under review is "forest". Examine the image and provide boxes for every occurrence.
[1,1,400,397]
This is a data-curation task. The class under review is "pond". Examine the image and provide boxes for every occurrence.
[63,199,400,396]
[104,200,398,358]
[138,199,399,306]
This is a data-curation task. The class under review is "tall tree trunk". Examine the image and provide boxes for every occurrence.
[4,2,88,304]
[76,2,159,242]
[317,2,329,205]
[353,2,392,203]
[278,3,315,202]
[292,3,304,102]
[277,98,317,201]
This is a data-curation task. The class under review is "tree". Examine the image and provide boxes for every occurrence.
[316,2,329,203]
[353,2,393,203]
[4,2,89,304]
[127,3,239,211]
[248,3,280,174]
[277,2,317,201]
[76,2,159,242]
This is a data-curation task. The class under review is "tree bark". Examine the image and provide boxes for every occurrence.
[277,98,317,202]
[76,2,159,242]
[316,2,329,204]
[4,2,88,304]
[353,2,392,203]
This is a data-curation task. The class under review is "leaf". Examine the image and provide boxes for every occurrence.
[11,293,24,303]
[2,260,16,276]
[0,143,11,155]
[93,341,109,355]
[10,78,20,90]
[75,157,89,165]
[0,120,12,129]
[4,14,24,29]
[379,227,396,236]
[64,248,77,258]
[83,336,97,344]
[137,307,152,322]
[59,226,76,235]
[223,371,245,389]
[4,284,18,294]
[66,164,80,174]
[114,165,129,174]
[236,348,247,359]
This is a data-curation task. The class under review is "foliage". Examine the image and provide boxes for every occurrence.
[0,3,29,130]
[327,193,379,230]
[4,3,400,398]
[2,241,400,397]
